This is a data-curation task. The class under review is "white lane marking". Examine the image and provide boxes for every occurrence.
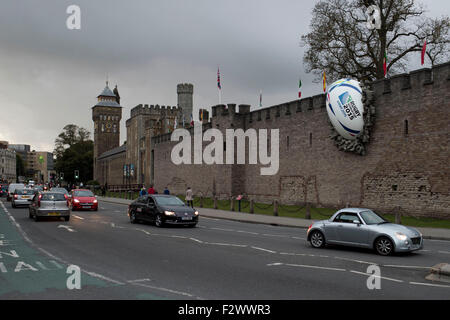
[438,251,450,254]
[208,242,247,247]
[189,237,204,244]
[170,235,188,239]
[201,217,220,221]
[409,282,450,288]
[84,271,125,285]
[428,239,450,243]
[211,227,235,232]
[127,278,152,283]
[251,246,277,254]
[334,256,378,265]
[350,270,404,283]
[261,233,287,237]
[382,265,431,269]
[268,262,346,272]
[131,282,201,299]
[72,215,84,220]
[291,236,306,240]
[280,252,307,256]
[237,230,259,235]
[57,225,76,232]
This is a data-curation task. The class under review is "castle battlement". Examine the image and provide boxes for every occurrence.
[130,103,181,118]
[177,83,194,94]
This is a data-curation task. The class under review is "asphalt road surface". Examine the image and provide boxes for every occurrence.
[1,199,449,299]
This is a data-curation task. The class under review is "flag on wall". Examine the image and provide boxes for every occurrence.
[421,40,427,65]
[383,50,387,77]
[298,79,302,98]
[322,71,327,93]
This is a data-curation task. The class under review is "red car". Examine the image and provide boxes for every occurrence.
[70,189,98,211]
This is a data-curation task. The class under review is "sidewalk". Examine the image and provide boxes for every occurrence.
[97,196,450,241]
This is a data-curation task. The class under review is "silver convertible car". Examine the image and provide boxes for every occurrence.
[307,208,423,255]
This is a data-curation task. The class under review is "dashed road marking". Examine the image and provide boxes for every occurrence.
[251,246,277,254]
[382,264,431,269]
[350,270,404,283]
[438,250,450,255]
[334,256,377,265]
[409,282,450,288]
[267,262,346,272]
[72,215,84,220]
[127,278,152,283]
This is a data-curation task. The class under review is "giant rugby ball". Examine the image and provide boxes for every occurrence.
[326,78,364,140]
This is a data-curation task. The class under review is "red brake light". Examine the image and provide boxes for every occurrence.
[14,194,18,199]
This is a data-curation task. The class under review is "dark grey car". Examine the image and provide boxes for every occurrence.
[28,192,71,221]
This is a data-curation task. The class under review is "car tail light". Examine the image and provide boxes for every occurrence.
[14,194,18,199]
[38,194,42,207]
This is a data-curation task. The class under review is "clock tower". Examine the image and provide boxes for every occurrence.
[92,82,122,182]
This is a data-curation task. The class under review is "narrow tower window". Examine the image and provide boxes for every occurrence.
[309,133,312,147]
[404,119,409,136]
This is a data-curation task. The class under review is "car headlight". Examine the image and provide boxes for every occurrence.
[395,232,407,241]
[194,211,199,216]
[74,199,80,203]
[164,210,175,216]
[93,199,98,203]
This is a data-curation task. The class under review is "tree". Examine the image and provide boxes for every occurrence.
[54,125,93,184]
[54,124,91,159]
[301,0,450,82]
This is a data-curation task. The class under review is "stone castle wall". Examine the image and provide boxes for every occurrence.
[151,63,450,218]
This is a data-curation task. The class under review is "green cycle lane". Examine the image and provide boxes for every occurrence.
[0,201,163,299]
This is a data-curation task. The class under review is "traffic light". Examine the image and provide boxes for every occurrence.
[60,172,64,180]
[74,170,79,180]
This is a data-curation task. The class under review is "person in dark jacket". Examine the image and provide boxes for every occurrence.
[163,187,170,195]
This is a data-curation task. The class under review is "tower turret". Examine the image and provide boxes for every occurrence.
[177,83,193,124]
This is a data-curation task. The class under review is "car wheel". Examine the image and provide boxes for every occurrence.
[129,211,138,224]
[310,230,325,248]
[375,237,394,256]
[155,214,164,227]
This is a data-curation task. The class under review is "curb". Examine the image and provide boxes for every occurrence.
[98,197,450,241]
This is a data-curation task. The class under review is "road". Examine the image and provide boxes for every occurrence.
[1,198,449,299]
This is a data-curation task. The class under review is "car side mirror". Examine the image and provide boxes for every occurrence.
[353,220,361,225]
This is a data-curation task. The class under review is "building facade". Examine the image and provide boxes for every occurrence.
[0,141,17,183]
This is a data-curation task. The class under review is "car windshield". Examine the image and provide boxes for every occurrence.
[359,210,388,225]
[73,190,94,197]
[154,196,185,206]
[41,193,67,201]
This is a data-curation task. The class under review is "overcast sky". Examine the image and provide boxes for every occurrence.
[0,0,447,152]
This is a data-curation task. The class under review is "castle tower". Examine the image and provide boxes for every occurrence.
[177,83,193,125]
[92,82,122,182]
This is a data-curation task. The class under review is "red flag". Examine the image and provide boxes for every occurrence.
[421,40,427,65]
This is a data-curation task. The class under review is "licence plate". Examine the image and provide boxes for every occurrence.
[22,196,30,199]
[182,217,192,221]
[82,206,91,208]
[48,212,60,216]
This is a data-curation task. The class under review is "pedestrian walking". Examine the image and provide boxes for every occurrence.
[139,186,147,197]
[163,186,170,195]
[147,184,155,194]
[186,187,193,208]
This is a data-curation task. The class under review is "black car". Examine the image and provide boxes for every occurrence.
[128,194,198,227]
